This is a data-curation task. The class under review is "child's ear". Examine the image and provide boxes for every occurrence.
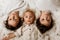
[40,11,42,16]
[49,11,52,16]
[21,17,24,21]
[40,11,42,14]
[37,11,42,19]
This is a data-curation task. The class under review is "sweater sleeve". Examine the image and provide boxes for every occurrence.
[14,27,22,37]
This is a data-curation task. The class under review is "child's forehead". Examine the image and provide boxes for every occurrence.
[24,11,34,16]
[9,11,19,16]
[9,10,19,14]
[41,11,51,16]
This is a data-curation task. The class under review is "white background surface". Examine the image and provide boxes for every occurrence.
[0,0,60,15]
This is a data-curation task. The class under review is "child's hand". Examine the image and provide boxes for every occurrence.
[8,33,16,39]
[3,33,16,40]
[2,37,9,40]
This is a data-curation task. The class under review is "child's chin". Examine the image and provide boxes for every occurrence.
[27,22,31,25]
[11,24,17,27]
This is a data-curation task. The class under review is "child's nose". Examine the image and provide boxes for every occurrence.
[28,17,30,19]
[44,16,48,20]
[44,17,46,20]
[13,16,15,20]
[13,13,16,15]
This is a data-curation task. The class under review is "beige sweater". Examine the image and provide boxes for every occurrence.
[14,23,38,40]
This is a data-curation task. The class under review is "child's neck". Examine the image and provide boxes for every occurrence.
[24,22,33,26]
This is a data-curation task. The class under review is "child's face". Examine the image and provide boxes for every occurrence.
[23,12,35,25]
[8,11,20,27]
[39,11,51,26]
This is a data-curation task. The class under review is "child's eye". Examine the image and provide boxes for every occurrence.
[42,19,44,21]
[15,19,17,20]
[47,19,50,22]
[30,16,33,18]
[25,16,28,18]
[9,19,12,20]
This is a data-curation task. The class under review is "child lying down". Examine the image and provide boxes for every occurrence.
[3,9,38,40]
[1,10,23,40]
[36,10,58,40]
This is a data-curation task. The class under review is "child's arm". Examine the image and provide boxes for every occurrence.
[2,36,9,40]
[2,33,16,40]
[8,33,16,38]
[2,27,22,40]
[2,26,22,40]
